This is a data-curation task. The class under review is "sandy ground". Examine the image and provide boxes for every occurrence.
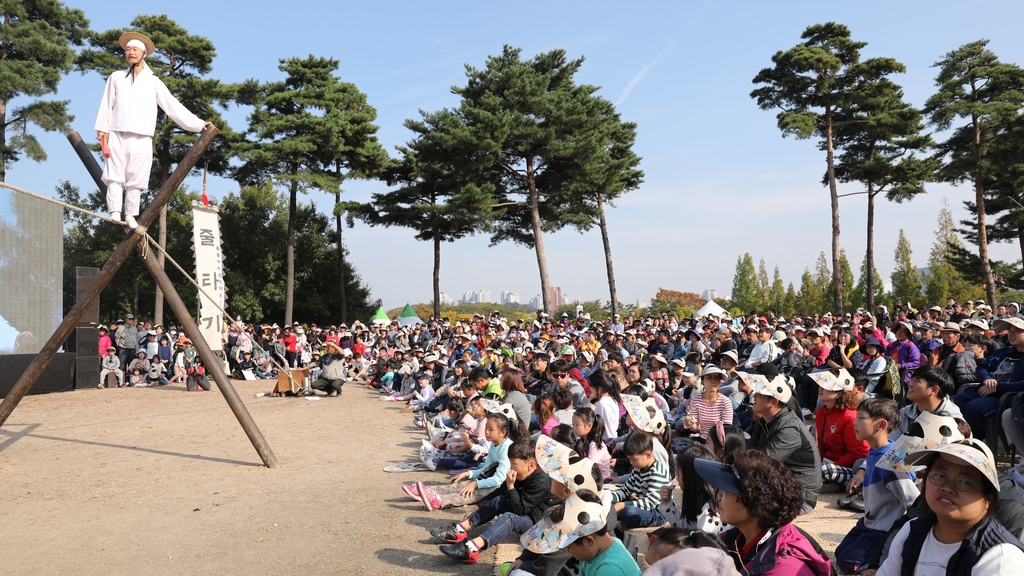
[0,379,858,575]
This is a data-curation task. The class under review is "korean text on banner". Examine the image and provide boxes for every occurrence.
[191,206,226,352]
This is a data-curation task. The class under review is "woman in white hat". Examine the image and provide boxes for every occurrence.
[95,31,213,228]
[877,439,1024,575]
[681,366,734,441]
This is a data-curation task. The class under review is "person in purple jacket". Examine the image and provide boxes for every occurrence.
[884,322,921,384]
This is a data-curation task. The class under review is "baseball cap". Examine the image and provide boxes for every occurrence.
[125,314,134,319]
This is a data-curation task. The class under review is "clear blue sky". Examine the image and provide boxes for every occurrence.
[12,0,1024,311]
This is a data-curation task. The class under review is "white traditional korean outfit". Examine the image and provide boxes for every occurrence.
[94,62,206,217]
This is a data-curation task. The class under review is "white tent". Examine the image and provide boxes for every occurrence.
[695,299,727,318]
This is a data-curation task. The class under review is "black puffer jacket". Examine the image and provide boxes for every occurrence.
[942,350,978,388]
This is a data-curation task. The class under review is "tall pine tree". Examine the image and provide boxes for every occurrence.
[891,229,923,308]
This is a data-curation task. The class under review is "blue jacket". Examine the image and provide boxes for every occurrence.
[978,345,1024,394]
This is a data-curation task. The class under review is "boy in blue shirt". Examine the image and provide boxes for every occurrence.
[835,398,919,574]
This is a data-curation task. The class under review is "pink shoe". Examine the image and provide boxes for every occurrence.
[416,481,441,512]
[402,483,422,502]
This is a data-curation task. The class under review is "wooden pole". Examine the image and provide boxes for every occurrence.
[57,129,278,468]
[133,241,279,468]
[0,130,215,428]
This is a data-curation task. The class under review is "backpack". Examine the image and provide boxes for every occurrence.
[876,356,903,404]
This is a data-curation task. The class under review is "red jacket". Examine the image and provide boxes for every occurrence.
[814,406,868,468]
[282,335,298,353]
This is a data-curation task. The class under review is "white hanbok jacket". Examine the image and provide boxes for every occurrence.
[94,64,205,137]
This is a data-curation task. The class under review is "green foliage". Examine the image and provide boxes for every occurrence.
[924,39,1024,304]
[446,45,640,311]
[730,254,758,312]
[924,198,984,304]
[769,266,787,315]
[78,15,240,188]
[756,258,770,312]
[851,254,886,311]
[890,229,923,307]
[234,55,387,323]
[813,252,833,313]
[556,300,608,322]
[796,268,818,316]
[218,184,378,324]
[0,0,89,180]
[784,283,798,317]
[839,250,856,311]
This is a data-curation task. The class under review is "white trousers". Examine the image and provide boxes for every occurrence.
[102,131,153,215]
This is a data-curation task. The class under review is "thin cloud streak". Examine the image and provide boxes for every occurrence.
[616,0,714,106]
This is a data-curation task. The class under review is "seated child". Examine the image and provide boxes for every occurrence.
[834,398,918,574]
[522,489,640,576]
[552,388,576,426]
[432,437,561,564]
[573,407,612,481]
[408,412,523,510]
[147,356,168,386]
[608,431,672,529]
[644,527,737,574]
[129,367,146,387]
[534,394,558,436]
[384,366,417,401]
[99,346,123,388]
[410,373,436,412]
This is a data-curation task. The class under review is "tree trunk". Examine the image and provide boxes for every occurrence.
[154,146,171,326]
[335,191,347,324]
[866,186,876,314]
[597,193,618,318]
[285,177,297,326]
[433,232,441,320]
[825,106,844,314]
[1018,224,1024,267]
[0,98,6,182]
[973,116,997,307]
[526,156,553,314]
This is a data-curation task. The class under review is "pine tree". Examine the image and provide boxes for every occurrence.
[0,0,89,181]
[730,254,758,312]
[752,23,908,314]
[924,40,1024,306]
[235,56,387,325]
[891,229,923,308]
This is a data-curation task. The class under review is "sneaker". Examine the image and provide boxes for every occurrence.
[838,489,864,511]
[126,215,138,229]
[429,522,468,543]
[110,211,121,222]
[413,416,425,428]
[416,481,441,512]
[424,457,437,471]
[439,540,480,564]
[401,483,422,502]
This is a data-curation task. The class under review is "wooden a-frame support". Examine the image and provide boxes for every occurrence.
[0,128,279,469]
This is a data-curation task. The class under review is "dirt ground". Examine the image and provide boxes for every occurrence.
[0,380,495,576]
[1,379,858,575]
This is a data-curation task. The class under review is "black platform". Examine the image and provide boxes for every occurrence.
[0,353,77,397]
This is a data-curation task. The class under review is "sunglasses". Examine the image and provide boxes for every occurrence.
[551,372,568,378]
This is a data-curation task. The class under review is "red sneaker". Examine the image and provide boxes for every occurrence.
[416,481,441,512]
[439,540,480,564]
[429,522,467,543]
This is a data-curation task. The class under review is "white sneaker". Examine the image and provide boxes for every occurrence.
[110,211,121,222]
[424,457,437,471]
[126,215,138,229]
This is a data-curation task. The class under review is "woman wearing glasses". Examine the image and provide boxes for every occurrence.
[876,439,1024,575]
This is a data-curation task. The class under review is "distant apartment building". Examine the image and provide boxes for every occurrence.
[438,292,454,306]
[461,290,491,304]
[529,294,543,309]
[546,286,565,308]
[500,291,520,305]
[701,289,718,301]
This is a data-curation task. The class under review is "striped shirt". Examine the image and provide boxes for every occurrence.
[609,456,672,511]
[686,392,734,439]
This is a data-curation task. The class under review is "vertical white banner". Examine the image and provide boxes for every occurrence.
[191,205,226,352]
